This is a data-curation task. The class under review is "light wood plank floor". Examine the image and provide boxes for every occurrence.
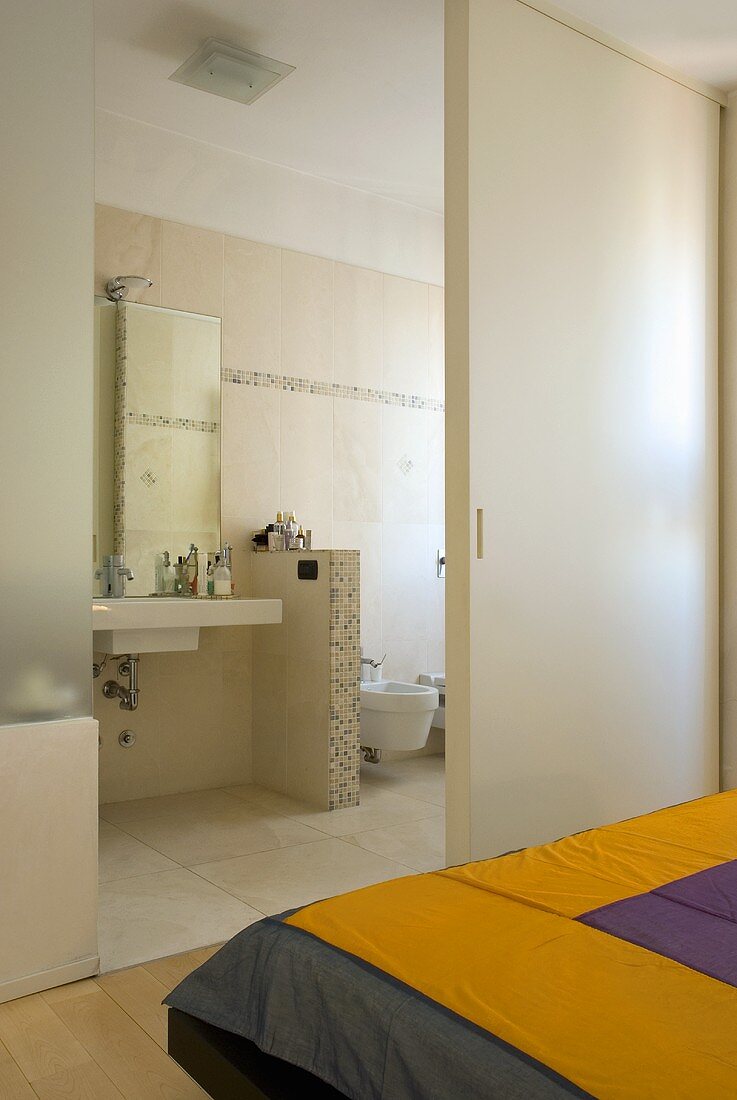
[0,945,222,1099]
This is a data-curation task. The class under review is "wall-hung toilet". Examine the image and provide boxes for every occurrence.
[360,680,439,761]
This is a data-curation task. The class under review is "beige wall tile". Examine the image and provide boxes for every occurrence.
[383,274,429,396]
[96,631,253,804]
[252,652,287,790]
[382,636,429,684]
[334,263,382,388]
[284,569,330,661]
[161,221,224,317]
[280,390,333,548]
[97,670,161,804]
[333,398,381,523]
[382,523,429,642]
[382,405,428,524]
[95,206,161,305]
[427,636,445,675]
[286,656,330,806]
[428,410,445,525]
[221,384,280,533]
[223,237,281,373]
[281,250,334,382]
[156,666,247,793]
[428,284,445,401]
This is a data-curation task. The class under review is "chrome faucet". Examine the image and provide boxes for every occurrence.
[360,653,386,680]
[95,554,134,599]
[360,653,386,668]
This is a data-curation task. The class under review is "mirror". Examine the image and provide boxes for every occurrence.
[94,298,221,597]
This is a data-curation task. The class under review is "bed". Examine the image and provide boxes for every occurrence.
[166,789,737,1098]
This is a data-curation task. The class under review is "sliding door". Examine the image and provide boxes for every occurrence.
[446,0,719,860]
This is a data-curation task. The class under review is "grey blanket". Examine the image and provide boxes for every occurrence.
[165,914,588,1099]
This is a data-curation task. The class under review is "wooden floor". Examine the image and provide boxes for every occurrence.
[0,946,222,1098]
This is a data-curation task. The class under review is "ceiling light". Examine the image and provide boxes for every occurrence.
[169,38,295,106]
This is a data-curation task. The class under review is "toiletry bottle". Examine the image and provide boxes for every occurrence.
[207,556,217,596]
[304,529,312,551]
[274,511,286,551]
[214,553,232,596]
[295,525,305,550]
[185,544,198,596]
[163,551,176,594]
[224,543,235,594]
[197,551,208,597]
[285,512,298,549]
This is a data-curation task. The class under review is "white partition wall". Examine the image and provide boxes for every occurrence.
[0,0,98,1000]
[446,0,720,862]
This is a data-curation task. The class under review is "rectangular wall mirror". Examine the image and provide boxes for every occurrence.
[94,298,222,597]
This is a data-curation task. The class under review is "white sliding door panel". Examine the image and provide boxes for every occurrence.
[455,0,719,859]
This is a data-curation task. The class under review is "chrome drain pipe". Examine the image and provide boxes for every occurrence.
[102,654,140,711]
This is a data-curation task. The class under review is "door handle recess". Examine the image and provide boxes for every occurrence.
[476,508,484,560]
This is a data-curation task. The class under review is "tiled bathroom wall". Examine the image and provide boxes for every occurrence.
[95,204,444,802]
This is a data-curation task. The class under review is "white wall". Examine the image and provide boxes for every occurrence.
[0,1,98,998]
[446,0,720,862]
[721,91,737,789]
[96,110,444,287]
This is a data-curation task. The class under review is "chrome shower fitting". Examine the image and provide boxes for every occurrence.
[105,275,154,302]
[102,654,140,712]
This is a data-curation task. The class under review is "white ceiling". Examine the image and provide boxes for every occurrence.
[94,0,445,213]
[95,0,737,218]
[554,0,737,92]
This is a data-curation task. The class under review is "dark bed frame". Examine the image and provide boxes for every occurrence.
[168,1008,349,1100]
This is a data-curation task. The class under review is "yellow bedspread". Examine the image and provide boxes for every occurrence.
[287,791,737,1098]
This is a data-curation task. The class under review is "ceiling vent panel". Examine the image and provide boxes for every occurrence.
[169,38,295,106]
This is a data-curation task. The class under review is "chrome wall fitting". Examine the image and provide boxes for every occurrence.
[361,746,382,764]
[118,730,136,747]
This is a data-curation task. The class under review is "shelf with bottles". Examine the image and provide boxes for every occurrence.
[252,511,312,552]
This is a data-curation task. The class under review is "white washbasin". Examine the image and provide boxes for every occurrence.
[92,596,282,653]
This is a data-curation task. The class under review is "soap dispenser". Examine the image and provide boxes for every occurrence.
[214,547,232,596]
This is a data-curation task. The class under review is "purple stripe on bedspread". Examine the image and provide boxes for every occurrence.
[654,859,737,922]
[578,862,737,988]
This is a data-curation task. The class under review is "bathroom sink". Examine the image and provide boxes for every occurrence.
[92,596,282,653]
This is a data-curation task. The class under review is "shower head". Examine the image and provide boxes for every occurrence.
[105,275,154,302]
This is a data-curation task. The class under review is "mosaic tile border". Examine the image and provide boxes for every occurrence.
[127,411,220,434]
[113,304,127,555]
[329,550,361,810]
[222,368,444,412]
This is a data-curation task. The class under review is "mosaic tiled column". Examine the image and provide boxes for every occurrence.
[329,551,361,809]
[113,302,127,555]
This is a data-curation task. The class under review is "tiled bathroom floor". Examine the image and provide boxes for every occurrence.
[98,754,445,973]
